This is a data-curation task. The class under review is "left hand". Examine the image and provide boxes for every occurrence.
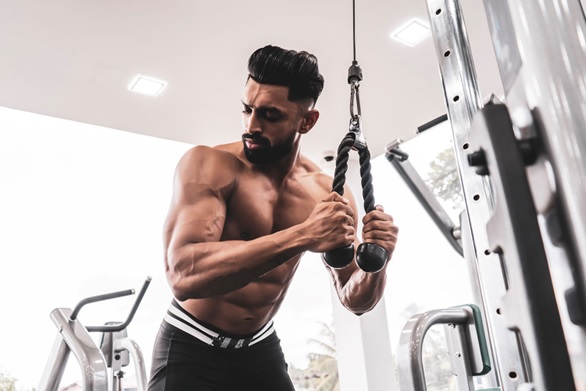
[362,205,398,258]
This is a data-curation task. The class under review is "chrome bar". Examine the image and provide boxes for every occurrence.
[47,308,109,390]
[444,321,475,391]
[459,212,499,388]
[397,307,470,390]
[444,305,488,390]
[37,336,70,391]
[424,0,527,388]
[115,338,148,391]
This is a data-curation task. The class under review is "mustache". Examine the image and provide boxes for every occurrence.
[242,133,270,146]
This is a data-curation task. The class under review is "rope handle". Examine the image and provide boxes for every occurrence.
[323,132,388,273]
[331,132,375,213]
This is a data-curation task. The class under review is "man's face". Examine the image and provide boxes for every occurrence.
[241,79,308,164]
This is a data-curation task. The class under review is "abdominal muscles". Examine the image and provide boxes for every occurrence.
[185,257,300,335]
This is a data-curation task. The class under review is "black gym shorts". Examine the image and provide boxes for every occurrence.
[147,300,295,391]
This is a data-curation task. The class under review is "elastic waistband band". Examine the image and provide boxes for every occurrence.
[163,301,275,349]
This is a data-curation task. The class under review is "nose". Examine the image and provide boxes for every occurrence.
[243,110,262,134]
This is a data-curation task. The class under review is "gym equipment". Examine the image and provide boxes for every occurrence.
[322,0,389,273]
[395,0,586,389]
[397,304,491,390]
[38,277,151,391]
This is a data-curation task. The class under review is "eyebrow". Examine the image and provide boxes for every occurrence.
[241,100,285,114]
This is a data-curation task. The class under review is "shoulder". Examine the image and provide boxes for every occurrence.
[177,143,242,173]
[297,155,335,192]
[174,143,244,195]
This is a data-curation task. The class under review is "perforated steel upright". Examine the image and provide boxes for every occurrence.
[423,1,527,389]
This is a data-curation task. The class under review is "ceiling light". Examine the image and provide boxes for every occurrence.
[392,20,431,47]
[128,75,167,97]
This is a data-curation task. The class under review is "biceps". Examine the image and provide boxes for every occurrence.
[167,196,227,249]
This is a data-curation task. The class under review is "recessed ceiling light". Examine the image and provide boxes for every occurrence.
[392,20,431,47]
[128,75,167,97]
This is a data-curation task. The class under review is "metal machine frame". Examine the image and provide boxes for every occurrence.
[395,0,586,389]
[38,277,151,391]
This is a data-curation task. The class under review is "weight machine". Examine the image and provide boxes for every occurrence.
[394,0,586,390]
[38,277,151,391]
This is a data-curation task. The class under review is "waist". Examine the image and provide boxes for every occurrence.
[164,299,275,349]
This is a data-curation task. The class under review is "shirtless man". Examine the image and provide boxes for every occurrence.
[148,45,398,390]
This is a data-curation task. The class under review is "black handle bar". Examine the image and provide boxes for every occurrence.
[69,276,152,332]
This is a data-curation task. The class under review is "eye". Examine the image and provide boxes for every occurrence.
[242,106,252,114]
[262,110,283,122]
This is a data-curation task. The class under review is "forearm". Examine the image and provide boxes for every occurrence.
[167,224,311,300]
[338,268,387,315]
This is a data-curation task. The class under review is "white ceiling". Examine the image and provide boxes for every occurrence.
[0,0,504,164]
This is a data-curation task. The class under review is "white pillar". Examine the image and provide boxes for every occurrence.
[331,288,397,391]
[321,148,397,391]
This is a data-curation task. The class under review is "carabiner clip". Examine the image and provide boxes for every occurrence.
[349,83,366,150]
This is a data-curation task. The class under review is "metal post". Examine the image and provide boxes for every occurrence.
[41,308,109,391]
[37,336,71,391]
[424,0,527,388]
[115,338,149,391]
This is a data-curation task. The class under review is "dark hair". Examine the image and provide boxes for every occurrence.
[247,45,325,104]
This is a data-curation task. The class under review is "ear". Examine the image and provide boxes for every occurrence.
[299,110,320,134]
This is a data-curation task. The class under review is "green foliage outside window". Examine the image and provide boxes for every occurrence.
[425,146,464,209]
[289,322,340,391]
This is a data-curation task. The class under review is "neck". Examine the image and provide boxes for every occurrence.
[251,141,302,182]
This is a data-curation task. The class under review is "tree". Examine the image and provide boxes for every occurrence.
[425,146,464,208]
[0,373,17,391]
[289,322,340,391]
[0,372,35,391]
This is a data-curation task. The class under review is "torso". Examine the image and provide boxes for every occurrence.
[179,142,331,335]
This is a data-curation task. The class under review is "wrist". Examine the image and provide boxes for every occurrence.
[286,222,313,252]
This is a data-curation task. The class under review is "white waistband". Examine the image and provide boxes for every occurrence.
[164,304,275,349]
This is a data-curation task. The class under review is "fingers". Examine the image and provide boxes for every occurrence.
[323,191,349,205]
[321,192,354,220]
[307,191,358,252]
[327,207,355,229]
[362,210,398,235]
[362,208,398,255]
[362,208,392,225]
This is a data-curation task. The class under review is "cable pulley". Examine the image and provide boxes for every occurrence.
[322,0,389,273]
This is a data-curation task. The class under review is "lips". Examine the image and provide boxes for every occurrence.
[243,135,269,149]
[246,140,264,149]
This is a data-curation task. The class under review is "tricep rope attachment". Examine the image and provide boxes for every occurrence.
[321,55,389,273]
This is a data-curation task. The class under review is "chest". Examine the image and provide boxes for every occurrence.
[221,174,325,241]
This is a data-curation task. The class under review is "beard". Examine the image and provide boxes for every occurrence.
[242,133,295,164]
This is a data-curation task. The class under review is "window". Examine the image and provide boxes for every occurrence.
[371,120,475,390]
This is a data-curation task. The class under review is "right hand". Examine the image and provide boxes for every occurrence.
[304,192,356,253]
